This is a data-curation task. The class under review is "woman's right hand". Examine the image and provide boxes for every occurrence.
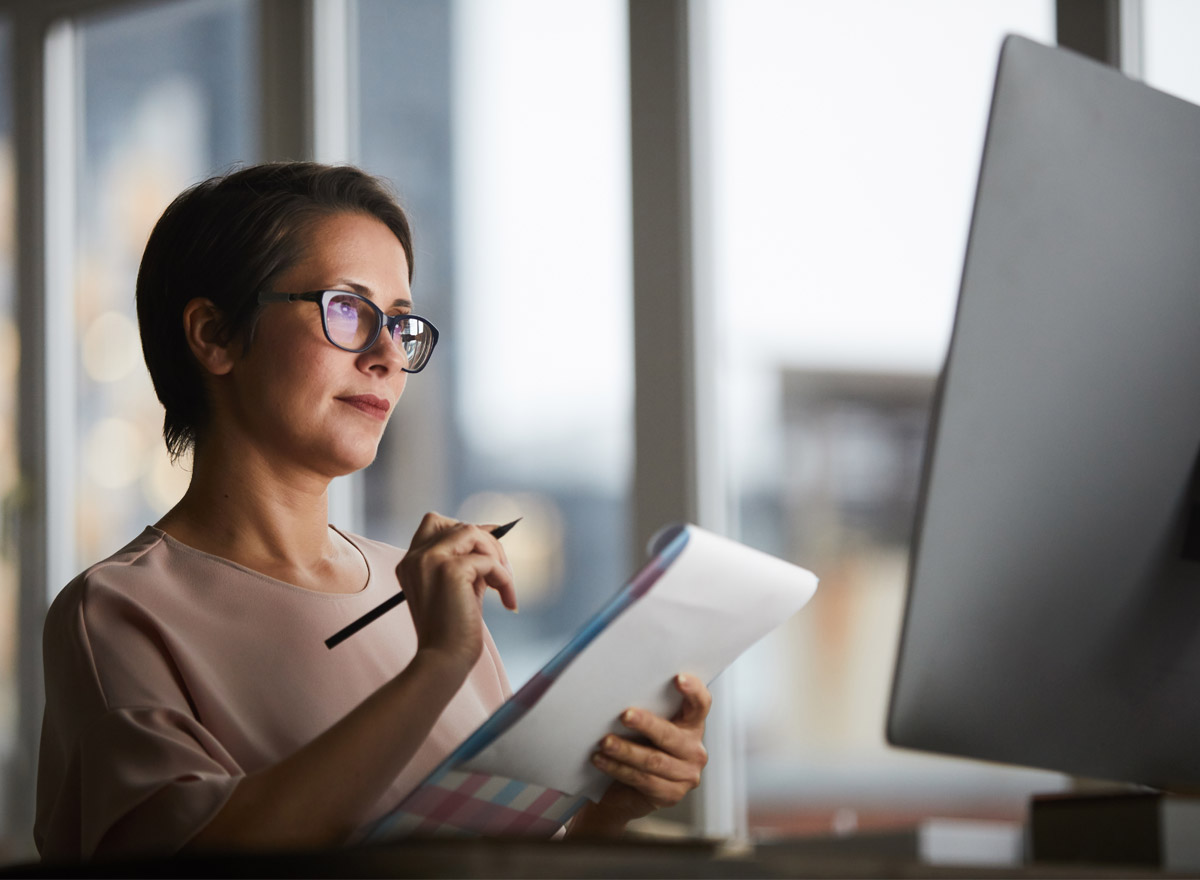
[190,515,517,853]
[397,512,517,674]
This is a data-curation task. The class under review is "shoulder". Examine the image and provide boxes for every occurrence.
[47,527,202,640]
[47,528,169,631]
[44,528,197,713]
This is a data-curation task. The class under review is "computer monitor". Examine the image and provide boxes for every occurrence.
[887,35,1200,792]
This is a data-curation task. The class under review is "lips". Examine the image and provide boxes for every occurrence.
[337,394,391,420]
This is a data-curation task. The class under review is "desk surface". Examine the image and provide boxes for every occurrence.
[7,837,1186,879]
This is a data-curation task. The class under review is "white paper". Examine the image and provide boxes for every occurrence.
[460,525,818,798]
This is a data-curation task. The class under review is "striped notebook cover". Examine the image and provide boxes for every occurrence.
[366,768,589,839]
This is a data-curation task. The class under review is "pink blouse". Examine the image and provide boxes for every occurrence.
[35,526,511,861]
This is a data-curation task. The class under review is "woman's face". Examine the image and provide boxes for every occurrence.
[218,211,415,481]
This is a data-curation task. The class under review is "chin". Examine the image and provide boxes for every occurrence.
[323,439,382,478]
[295,416,386,478]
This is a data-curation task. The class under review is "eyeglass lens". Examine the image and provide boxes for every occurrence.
[323,292,434,370]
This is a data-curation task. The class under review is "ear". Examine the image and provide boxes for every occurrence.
[181,298,238,376]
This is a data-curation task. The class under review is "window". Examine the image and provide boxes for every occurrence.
[357,0,633,686]
[74,0,258,570]
[700,0,1063,834]
[0,13,16,842]
[1143,0,1200,104]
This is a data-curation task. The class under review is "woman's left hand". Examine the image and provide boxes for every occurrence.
[567,674,711,836]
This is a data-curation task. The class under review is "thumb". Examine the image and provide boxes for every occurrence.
[671,674,712,728]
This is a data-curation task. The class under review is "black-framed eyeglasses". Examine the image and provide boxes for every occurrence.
[257,290,439,373]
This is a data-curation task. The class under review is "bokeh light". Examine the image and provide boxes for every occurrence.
[456,490,565,607]
[85,417,147,489]
[82,310,141,383]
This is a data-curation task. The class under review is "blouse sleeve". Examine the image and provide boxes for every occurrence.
[35,576,242,862]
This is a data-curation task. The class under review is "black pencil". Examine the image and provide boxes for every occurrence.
[324,518,521,649]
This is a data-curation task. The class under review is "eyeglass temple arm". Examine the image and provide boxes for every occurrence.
[258,292,320,304]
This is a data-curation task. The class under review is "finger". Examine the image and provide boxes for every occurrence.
[409,511,459,548]
[596,734,703,786]
[443,525,516,609]
[400,529,519,612]
[590,751,695,807]
[416,522,506,570]
[441,553,518,612]
[671,674,712,728]
[410,515,497,555]
[477,524,514,577]
[618,708,708,766]
[482,558,518,611]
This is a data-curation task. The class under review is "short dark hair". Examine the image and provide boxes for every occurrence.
[136,162,414,460]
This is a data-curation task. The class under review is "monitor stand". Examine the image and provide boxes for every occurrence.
[1030,789,1200,872]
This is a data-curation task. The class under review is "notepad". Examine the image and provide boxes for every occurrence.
[363,523,818,841]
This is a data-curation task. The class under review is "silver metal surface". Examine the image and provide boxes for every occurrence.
[888,36,1200,790]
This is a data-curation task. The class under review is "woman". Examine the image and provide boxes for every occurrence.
[35,163,710,861]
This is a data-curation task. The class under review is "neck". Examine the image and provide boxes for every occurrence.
[156,431,340,570]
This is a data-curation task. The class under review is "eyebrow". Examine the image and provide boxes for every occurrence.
[332,280,412,311]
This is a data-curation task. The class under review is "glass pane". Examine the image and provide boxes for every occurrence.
[75,0,258,569]
[702,0,1060,835]
[0,14,16,851]
[357,0,632,686]
[1143,0,1200,105]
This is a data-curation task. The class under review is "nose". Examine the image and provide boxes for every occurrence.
[361,324,409,374]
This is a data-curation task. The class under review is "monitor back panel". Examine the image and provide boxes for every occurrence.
[887,35,1200,790]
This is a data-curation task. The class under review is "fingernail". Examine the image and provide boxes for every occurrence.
[677,674,690,689]
[591,752,606,767]
[622,709,638,725]
[601,735,617,753]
